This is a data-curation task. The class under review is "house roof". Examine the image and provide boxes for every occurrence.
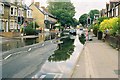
[2,2,10,7]
[23,4,33,10]
[30,3,57,19]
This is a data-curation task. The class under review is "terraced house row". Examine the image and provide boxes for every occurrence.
[100,0,120,17]
[0,0,57,37]
[0,0,33,33]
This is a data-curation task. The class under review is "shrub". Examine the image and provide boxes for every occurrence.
[79,34,86,44]
[93,23,99,36]
[98,16,109,24]
[24,26,36,35]
[99,17,119,36]
[109,18,119,36]
[99,19,111,32]
[29,22,39,29]
[24,22,39,35]
[118,17,120,34]
[92,16,109,36]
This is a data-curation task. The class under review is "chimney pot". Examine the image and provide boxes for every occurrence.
[35,2,40,8]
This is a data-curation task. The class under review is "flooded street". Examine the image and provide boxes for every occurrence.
[1,32,56,52]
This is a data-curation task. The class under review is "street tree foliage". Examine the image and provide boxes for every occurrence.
[71,18,79,27]
[79,13,88,26]
[79,9,99,27]
[89,9,99,23]
[47,1,75,27]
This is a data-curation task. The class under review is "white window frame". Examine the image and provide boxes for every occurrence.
[112,8,114,17]
[0,3,4,14]
[45,15,48,20]
[28,10,30,17]
[116,6,118,17]
[27,10,32,18]
[10,6,14,16]
[10,6,17,16]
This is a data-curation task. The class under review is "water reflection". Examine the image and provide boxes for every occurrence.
[2,33,56,52]
[48,37,74,62]
[32,35,84,78]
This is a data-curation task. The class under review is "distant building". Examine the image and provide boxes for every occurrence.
[100,9,106,17]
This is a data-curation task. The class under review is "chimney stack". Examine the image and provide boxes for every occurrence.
[35,2,40,8]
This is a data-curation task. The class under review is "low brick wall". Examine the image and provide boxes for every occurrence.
[106,35,120,50]
[0,32,21,37]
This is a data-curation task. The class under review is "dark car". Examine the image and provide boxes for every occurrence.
[69,29,76,35]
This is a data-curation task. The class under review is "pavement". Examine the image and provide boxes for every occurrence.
[71,36,119,78]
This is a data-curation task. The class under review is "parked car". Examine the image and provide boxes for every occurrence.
[69,29,76,35]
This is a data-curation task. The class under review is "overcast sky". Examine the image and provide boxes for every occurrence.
[25,0,110,20]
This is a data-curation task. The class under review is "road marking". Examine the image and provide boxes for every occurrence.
[4,54,12,60]
[42,44,45,46]
[28,48,32,52]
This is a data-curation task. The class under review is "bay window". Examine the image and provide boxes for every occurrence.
[0,3,4,14]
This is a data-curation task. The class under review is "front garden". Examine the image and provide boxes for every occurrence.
[90,16,120,50]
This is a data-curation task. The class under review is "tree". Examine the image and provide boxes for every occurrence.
[89,9,99,23]
[47,1,75,27]
[71,18,79,27]
[79,13,88,26]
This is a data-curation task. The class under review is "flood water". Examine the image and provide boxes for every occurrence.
[31,35,84,78]
[1,32,56,52]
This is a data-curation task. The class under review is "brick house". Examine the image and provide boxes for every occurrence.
[0,0,33,37]
[105,0,120,18]
[30,2,57,32]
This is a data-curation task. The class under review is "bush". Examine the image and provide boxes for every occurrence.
[99,19,111,32]
[99,17,119,36]
[92,17,109,36]
[24,26,36,35]
[29,22,39,28]
[24,22,40,35]
[79,34,86,44]
[93,23,99,36]
[118,17,120,34]
[98,16,109,24]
